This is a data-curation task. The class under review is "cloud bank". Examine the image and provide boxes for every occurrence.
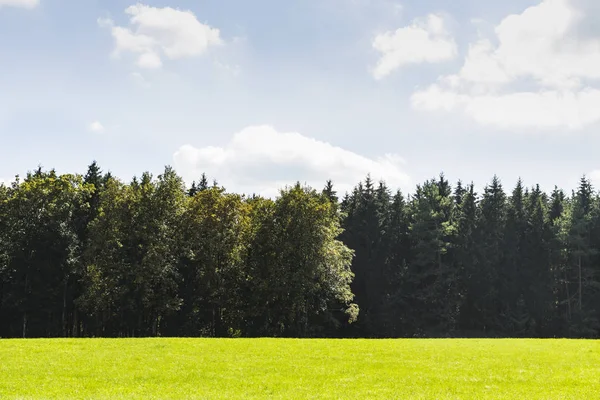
[173,125,411,198]
[412,0,600,130]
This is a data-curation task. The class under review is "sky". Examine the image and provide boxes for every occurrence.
[1,0,600,197]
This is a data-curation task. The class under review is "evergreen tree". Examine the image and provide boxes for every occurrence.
[547,186,568,334]
[199,173,209,191]
[187,181,198,197]
[342,176,390,336]
[379,189,411,336]
[322,180,338,204]
[501,179,527,334]
[404,177,458,335]
[473,176,506,333]
[455,183,479,333]
[454,180,466,207]
[564,177,599,336]
[522,184,552,335]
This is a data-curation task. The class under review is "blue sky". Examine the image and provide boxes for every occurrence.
[1,0,599,197]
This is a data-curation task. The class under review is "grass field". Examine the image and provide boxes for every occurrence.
[0,338,598,399]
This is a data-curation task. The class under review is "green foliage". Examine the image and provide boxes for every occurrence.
[2,162,600,338]
[405,177,458,334]
[175,186,251,336]
[250,183,356,337]
[0,171,90,337]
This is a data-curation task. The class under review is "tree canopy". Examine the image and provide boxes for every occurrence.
[1,163,599,338]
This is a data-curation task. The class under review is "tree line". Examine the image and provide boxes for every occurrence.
[0,162,599,338]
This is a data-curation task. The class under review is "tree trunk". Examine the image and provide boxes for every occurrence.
[62,277,68,337]
[73,308,78,337]
[578,255,582,312]
[212,306,216,337]
[565,271,571,321]
[152,315,158,336]
[22,312,27,338]
[23,272,29,338]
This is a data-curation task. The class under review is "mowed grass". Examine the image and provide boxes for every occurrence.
[0,339,599,399]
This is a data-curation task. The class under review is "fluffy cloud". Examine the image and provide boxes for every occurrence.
[89,121,104,132]
[100,3,222,69]
[0,0,38,8]
[372,14,457,79]
[173,125,411,198]
[412,0,600,130]
[412,86,600,130]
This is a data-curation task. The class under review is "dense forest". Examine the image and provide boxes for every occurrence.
[0,162,599,339]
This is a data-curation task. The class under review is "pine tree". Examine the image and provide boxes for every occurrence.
[405,177,458,335]
[564,177,599,336]
[322,180,338,204]
[344,176,379,335]
[547,186,568,335]
[187,181,198,197]
[455,183,478,333]
[380,189,411,336]
[199,173,209,191]
[522,184,552,335]
[501,179,527,334]
[454,180,466,207]
[473,176,506,333]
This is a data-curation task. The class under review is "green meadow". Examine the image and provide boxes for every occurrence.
[0,339,598,399]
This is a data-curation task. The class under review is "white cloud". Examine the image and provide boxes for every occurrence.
[0,0,38,9]
[411,0,600,130]
[372,14,457,79]
[89,121,104,132]
[137,51,162,69]
[100,3,222,69]
[173,125,411,198]
[412,85,600,130]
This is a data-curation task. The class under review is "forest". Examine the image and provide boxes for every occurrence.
[0,162,599,339]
